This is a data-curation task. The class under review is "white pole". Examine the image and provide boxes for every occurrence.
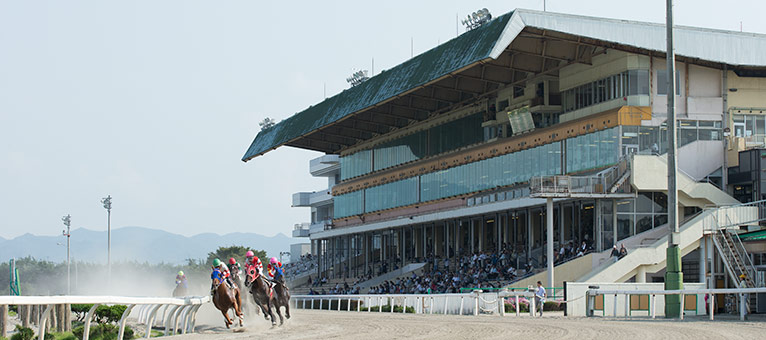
[680,293,685,320]
[709,293,714,320]
[651,294,656,319]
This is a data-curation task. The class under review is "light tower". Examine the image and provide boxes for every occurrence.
[664,0,684,318]
[62,214,72,295]
[101,195,112,286]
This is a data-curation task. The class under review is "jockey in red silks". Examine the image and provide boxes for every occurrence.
[244,250,263,282]
[267,257,284,284]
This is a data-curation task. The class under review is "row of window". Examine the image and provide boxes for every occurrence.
[562,70,650,113]
[340,112,484,180]
[335,127,620,218]
[420,142,562,202]
[622,120,722,154]
[566,128,620,173]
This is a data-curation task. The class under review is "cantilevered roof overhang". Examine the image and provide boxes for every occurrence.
[242,8,766,162]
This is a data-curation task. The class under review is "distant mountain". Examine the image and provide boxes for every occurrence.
[0,226,298,265]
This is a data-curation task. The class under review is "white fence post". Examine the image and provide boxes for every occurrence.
[680,293,685,320]
[460,296,464,315]
[709,293,714,321]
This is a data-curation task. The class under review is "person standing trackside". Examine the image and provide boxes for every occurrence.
[535,281,546,317]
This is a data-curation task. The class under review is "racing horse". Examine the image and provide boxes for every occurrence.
[271,278,291,321]
[245,268,281,326]
[211,277,244,328]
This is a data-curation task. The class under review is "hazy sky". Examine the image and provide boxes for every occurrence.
[1,0,764,239]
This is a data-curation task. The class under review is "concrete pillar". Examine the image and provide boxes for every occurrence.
[527,210,533,261]
[1,304,7,339]
[470,220,475,254]
[21,305,30,328]
[612,200,618,248]
[65,304,72,332]
[546,198,555,288]
[636,265,647,283]
[479,219,484,252]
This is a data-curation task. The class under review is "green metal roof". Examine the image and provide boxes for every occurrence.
[739,230,766,242]
[241,11,515,162]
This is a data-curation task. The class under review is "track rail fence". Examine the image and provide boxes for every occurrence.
[587,288,766,321]
[0,295,209,340]
[291,290,541,317]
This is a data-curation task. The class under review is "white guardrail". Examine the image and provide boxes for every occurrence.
[0,295,209,340]
[291,290,541,317]
[587,288,766,321]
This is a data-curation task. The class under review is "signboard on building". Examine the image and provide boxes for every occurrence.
[507,106,534,135]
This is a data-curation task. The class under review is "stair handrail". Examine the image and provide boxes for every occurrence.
[724,214,757,287]
[711,226,746,288]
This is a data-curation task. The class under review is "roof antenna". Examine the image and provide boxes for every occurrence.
[371,58,375,76]
[324,82,326,98]
[411,37,414,58]
[544,0,546,11]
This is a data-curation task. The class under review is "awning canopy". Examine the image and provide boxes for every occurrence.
[243,9,766,162]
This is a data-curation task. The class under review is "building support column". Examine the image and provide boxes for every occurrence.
[527,210,533,262]
[471,220,475,254]
[636,265,647,283]
[699,239,707,284]
[612,200,618,248]
[546,198,555,288]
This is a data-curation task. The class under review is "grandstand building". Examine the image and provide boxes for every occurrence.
[244,9,766,292]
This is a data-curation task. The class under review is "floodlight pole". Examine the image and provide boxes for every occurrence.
[664,0,684,318]
[62,214,72,295]
[102,195,112,288]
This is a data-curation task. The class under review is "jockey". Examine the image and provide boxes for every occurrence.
[245,251,264,281]
[212,258,233,288]
[175,270,188,288]
[267,257,284,284]
[228,257,241,279]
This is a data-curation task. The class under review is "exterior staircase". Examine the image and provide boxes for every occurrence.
[711,226,757,289]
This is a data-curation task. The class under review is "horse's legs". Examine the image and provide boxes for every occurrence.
[220,308,232,329]
[284,298,291,319]
[266,301,277,326]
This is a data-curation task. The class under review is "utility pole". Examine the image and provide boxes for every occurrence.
[62,214,72,295]
[664,0,684,318]
[101,195,112,287]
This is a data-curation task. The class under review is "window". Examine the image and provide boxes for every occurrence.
[513,86,525,98]
[562,70,649,113]
[657,69,681,95]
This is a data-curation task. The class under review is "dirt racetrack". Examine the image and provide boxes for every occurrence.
[168,304,766,340]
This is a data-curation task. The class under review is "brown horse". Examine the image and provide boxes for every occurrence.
[272,279,291,321]
[212,277,243,328]
[245,270,280,326]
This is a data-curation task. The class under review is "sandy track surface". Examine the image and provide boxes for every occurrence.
[166,305,766,340]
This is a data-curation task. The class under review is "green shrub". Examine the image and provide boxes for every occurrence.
[10,325,34,340]
[95,305,126,324]
[72,324,133,340]
[71,305,93,322]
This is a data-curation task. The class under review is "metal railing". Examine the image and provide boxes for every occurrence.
[0,295,209,340]
[586,288,766,321]
[529,155,630,197]
[291,290,540,317]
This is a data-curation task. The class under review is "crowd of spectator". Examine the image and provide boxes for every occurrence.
[283,253,317,278]
[302,238,595,295]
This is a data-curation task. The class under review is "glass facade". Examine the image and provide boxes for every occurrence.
[565,127,619,173]
[626,120,722,155]
[364,177,419,213]
[562,70,650,113]
[614,192,668,242]
[421,142,561,202]
[340,112,484,180]
[334,190,363,217]
[335,127,620,218]
[340,149,372,181]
